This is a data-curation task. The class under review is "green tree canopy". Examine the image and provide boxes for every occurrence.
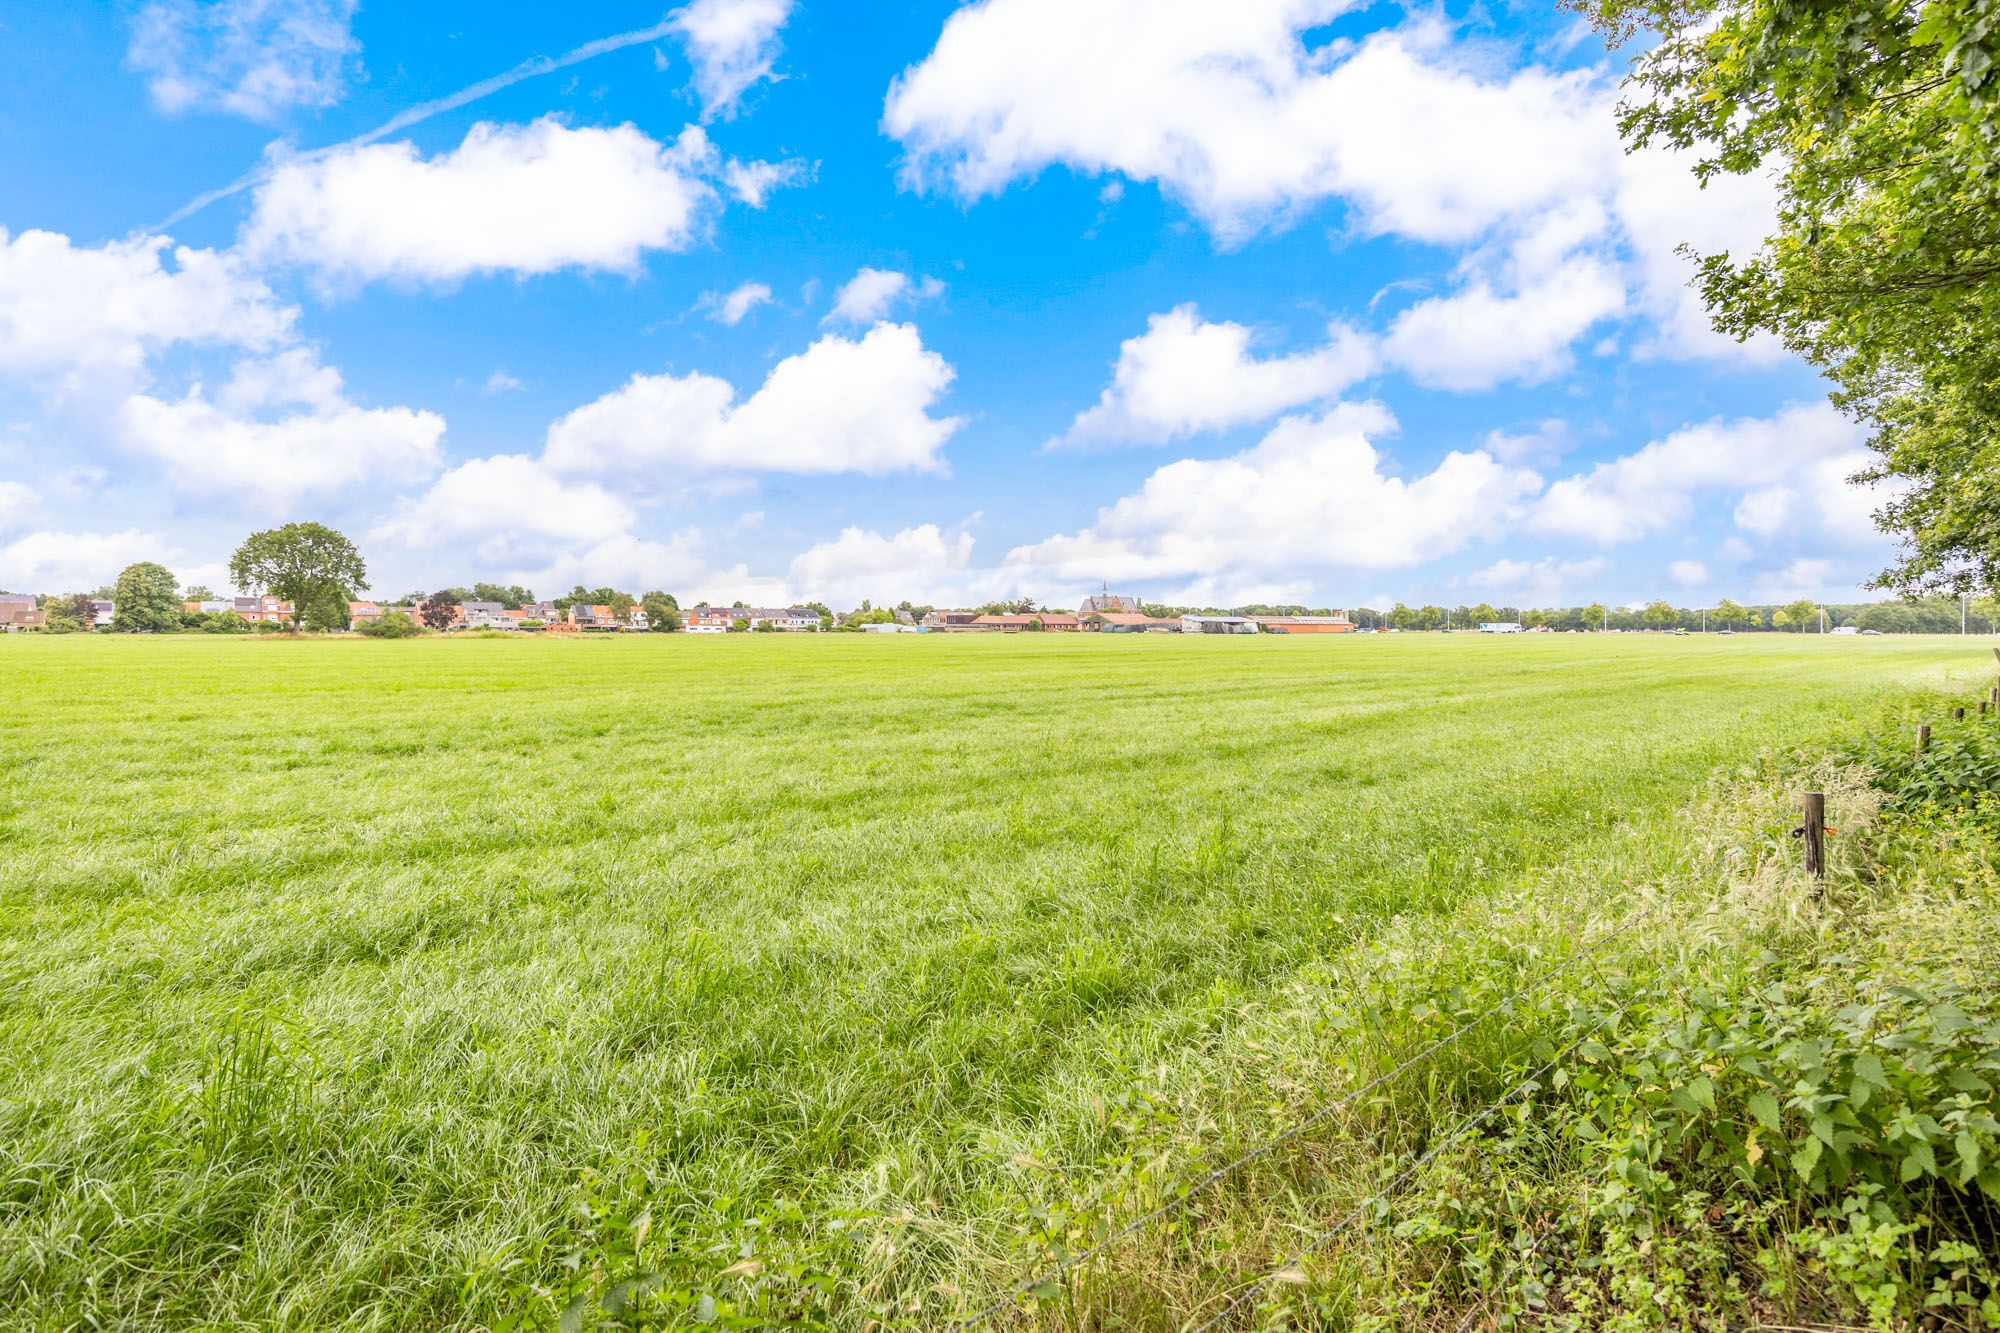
[1643,600,1679,629]
[1713,598,1748,628]
[470,582,535,609]
[640,592,680,633]
[228,524,368,629]
[1573,0,2000,594]
[111,562,179,632]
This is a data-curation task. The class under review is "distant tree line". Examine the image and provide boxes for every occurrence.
[1127,595,2000,633]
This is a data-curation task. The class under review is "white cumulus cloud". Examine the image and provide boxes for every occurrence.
[1381,256,1625,390]
[0,529,182,594]
[242,118,720,284]
[786,523,977,606]
[1531,402,1869,546]
[544,322,963,476]
[700,280,774,325]
[672,0,794,118]
[0,229,293,392]
[1465,555,1609,606]
[1059,303,1377,446]
[117,348,444,508]
[824,268,946,325]
[372,454,634,559]
[1003,403,1543,593]
[887,9,1615,245]
[723,156,810,207]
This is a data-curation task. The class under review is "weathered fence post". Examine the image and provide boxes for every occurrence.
[1953,705,1967,721]
[1916,723,1931,756]
[1803,792,1826,881]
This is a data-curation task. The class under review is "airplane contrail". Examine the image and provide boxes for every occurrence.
[155,15,681,232]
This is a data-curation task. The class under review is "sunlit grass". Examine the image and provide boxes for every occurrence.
[0,632,1983,1328]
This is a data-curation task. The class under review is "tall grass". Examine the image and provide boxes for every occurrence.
[0,633,1985,1328]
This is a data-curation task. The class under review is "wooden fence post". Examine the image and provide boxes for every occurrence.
[1803,792,1826,881]
[1916,723,1931,756]
[1953,705,1967,721]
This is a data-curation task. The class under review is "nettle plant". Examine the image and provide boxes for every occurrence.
[1844,700,2000,823]
[1556,957,2000,1326]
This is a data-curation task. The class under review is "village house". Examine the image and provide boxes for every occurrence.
[744,607,821,631]
[186,599,235,615]
[626,604,650,631]
[919,610,982,630]
[566,603,621,630]
[232,595,292,624]
[0,595,46,632]
[91,599,116,627]
[684,605,734,632]
[348,601,384,623]
[518,602,559,625]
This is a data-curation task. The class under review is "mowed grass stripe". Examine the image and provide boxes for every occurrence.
[0,633,1981,1327]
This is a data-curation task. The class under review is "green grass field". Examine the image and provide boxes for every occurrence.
[1,633,1990,1329]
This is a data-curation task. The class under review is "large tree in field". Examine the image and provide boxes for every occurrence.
[1643,600,1678,630]
[1573,0,2000,594]
[228,524,368,630]
[1712,598,1748,630]
[110,562,179,632]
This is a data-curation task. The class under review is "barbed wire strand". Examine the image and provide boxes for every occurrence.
[1439,963,1705,1333]
[1187,976,1648,1333]
[957,900,1659,1326]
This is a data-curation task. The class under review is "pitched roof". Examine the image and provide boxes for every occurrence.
[973,612,1081,626]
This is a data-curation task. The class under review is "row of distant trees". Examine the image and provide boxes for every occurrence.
[14,521,1998,637]
[1108,595,1998,634]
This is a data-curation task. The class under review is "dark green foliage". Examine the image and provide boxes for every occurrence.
[1572,0,2000,594]
[357,610,419,639]
[228,523,368,629]
[110,561,179,633]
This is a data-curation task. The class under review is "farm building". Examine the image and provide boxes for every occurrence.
[971,613,1082,632]
[1181,615,1261,634]
[1082,612,1180,633]
[1078,590,1142,614]
[1252,615,1356,634]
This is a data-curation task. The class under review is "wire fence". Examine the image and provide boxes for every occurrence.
[1191,957,1691,1332]
[960,677,1998,1330]
[957,899,1662,1327]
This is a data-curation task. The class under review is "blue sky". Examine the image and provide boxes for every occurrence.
[0,0,1894,609]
